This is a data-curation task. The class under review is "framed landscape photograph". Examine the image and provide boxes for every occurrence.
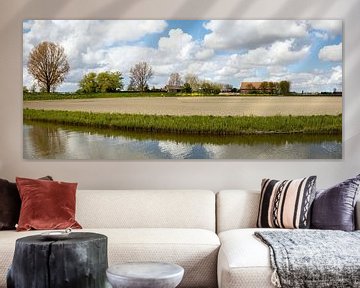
[23,20,342,159]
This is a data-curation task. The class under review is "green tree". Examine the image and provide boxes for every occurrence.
[200,81,221,94]
[79,71,123,93]
[279,81,291,95]
[182,83,192,93]
[268,82,275,94]
[97,71,123,93]
[23,86,29,93]
[27,41,69,93]
[259,82,269,94]
[79,72,98,93]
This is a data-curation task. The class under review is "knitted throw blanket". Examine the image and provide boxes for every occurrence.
[255,230,360,288]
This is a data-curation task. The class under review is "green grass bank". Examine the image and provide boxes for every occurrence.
[24,109,342,135]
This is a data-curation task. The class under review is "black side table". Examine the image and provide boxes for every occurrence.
[7,232,108,288]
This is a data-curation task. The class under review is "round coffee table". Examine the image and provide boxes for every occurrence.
[106,262,184,288]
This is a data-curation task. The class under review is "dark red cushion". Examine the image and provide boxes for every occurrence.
[16,177,82,231]
[0,176,53,230]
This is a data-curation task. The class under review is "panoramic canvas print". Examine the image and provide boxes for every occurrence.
[23,20,342,159]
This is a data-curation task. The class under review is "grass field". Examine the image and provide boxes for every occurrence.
[23,109,342,135]
[23,92,338,101]
[23,96,342,116]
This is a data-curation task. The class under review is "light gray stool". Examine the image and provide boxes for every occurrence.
[106,262,184,288]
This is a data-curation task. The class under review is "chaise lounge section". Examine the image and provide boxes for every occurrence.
[216,189,360,288]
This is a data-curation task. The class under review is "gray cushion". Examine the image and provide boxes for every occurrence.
[311,175,360,231]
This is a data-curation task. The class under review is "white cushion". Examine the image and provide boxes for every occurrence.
[216,190,260,233]
[76,190,216,231]
[0,228,220,288]
[217,228,276,288]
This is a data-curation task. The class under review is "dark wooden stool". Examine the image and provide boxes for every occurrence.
[7,232,108,288]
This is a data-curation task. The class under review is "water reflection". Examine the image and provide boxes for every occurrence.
[23,121,342,159]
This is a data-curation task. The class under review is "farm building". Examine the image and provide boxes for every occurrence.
[239,81,278,94]
[165,85,183,93]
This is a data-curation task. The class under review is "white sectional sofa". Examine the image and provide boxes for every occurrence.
[0,190,220,288]
[1,189,359,288]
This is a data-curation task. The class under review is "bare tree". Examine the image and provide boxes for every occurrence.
[167,72,182,87]
[27,41,70,93]
[129,62,153,92]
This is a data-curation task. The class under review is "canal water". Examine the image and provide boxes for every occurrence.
[23,121,342,159]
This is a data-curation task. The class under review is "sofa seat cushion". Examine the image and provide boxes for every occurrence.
[218,228,280,288]
[0,228,219,288]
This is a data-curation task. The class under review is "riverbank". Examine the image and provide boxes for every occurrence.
[23,109,342,135]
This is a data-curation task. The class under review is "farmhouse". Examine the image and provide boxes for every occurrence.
[239,81,278,94]
[165,85,183,93]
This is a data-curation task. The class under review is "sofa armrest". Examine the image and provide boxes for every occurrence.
[356,200,360,230]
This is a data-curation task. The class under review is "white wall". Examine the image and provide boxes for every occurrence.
[0,0,359,190]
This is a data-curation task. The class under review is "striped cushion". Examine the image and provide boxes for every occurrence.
[257,176,317,229]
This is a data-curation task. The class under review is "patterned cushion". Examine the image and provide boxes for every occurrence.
[257,176,316,229]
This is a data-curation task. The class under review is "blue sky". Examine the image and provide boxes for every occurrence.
[23,20,342,92]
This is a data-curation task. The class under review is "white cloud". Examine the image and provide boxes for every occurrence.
[309,20,342,36]
[240,40,310,66]
[195,49,214,60]
[318,43,342,62]
[329,65,342,84]
[23,20,167,70]
[203,20,308,50]
[158,28,195,61]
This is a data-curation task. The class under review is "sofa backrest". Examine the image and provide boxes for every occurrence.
[216,190,260,233]
[76,190,216,231]
[217,190,360,232]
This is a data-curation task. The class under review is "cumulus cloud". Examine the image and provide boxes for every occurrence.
[203,20,308,50]
[195,49,214,60]
[318,43,342,62]
[23,20,167,71]
[158,28,195,60]
[239,40,310,66]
